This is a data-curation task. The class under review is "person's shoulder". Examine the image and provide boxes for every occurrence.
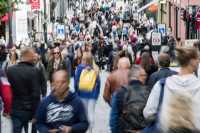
[69,92,84,106]
[115,85,128,97]
[7,63,18,71]
[40,95,54,106]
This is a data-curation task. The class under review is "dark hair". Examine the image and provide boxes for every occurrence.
[158,53,171,68]
[9,52,18,60]
[141,52,151,72]
[193,41,200,51]
[176,47,199,67]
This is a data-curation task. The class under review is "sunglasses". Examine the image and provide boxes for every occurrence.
[53,52,60,55]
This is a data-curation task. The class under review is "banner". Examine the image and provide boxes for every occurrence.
[15,4,28,44]
[151,32,161,46]
[29,0,40,10]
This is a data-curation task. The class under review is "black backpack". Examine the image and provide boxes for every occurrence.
[119,85,148,131]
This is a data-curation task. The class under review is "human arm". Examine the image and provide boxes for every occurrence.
[74,66,82,92]
[143,81,161,119]
[110,91,122,133]
[38,67,47,97]
[71,99,89,132]
[95,75,101,100]
[35,100,49,132]
[103,76,112,105]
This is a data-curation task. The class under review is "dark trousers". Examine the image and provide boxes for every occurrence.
[0,115,1,133]
[11,110,32,133]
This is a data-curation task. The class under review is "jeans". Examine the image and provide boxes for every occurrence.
[11,110,32,133]
[80,98,96,133]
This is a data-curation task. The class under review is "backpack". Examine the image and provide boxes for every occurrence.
[78,68,97,92]
[119,85,148,131]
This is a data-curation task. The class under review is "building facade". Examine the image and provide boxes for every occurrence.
[158,0,200,42]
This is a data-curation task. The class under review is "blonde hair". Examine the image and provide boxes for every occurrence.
[81,52,93,66]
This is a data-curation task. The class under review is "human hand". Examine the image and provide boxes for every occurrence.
[31,118,37,123]
[60,126,72,133]
[48,129,58,133]
[3,112,10,118]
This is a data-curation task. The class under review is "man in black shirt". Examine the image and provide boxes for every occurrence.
[7,47,47,133]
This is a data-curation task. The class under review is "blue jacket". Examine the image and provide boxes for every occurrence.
[35,92,89,133]
[74,64,101,100]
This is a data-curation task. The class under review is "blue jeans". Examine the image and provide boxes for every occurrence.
[11,110,32,133]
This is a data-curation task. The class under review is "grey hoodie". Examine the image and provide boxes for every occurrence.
[144,74,200,130]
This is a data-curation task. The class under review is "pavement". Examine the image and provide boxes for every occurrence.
[1,71,111,133]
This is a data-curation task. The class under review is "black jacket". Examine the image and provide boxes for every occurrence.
[147,67,177,91]
[7,62,47,116]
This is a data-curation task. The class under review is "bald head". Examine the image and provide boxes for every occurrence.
[51,70,69,98]
[158,53,171,68]
[117,57,131,70]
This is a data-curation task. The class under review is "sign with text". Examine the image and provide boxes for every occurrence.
[158,23,166,36]
[56,24,65,40]
[151,32,161,46]
[15,4,28,44]
[29,0,40,10]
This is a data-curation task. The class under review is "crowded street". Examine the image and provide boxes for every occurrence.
[2,71,111,133]
[0,0,200,133]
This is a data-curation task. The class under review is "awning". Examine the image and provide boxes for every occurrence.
[137,0,158,13]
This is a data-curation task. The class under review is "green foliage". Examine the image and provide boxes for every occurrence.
[0,0,21,17]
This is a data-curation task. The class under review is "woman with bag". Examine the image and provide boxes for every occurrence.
[74,52,101,133]
[142,47,200,133]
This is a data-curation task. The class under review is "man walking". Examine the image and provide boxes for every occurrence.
[103,57,130,105]
[110,65,149,133]
[36,70,89,133]
[7,47,47,133]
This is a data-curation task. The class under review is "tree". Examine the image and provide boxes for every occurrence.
[0,0,8,17]
[0,0,21,17]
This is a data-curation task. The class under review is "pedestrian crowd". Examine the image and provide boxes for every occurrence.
[0,0,200,133]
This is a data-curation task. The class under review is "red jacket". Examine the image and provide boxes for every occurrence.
[0,74,12,114]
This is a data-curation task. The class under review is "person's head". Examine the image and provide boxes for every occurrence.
[140,52,151,71]
[81,52,93,66]
[128,65,147,84]
[193,41,200,51]
[51,70,69,98]
[158,53,171,68]
[20,47,37,63]
[53,47,61,60]
[117,57,131,70]
[176,47,199,72]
